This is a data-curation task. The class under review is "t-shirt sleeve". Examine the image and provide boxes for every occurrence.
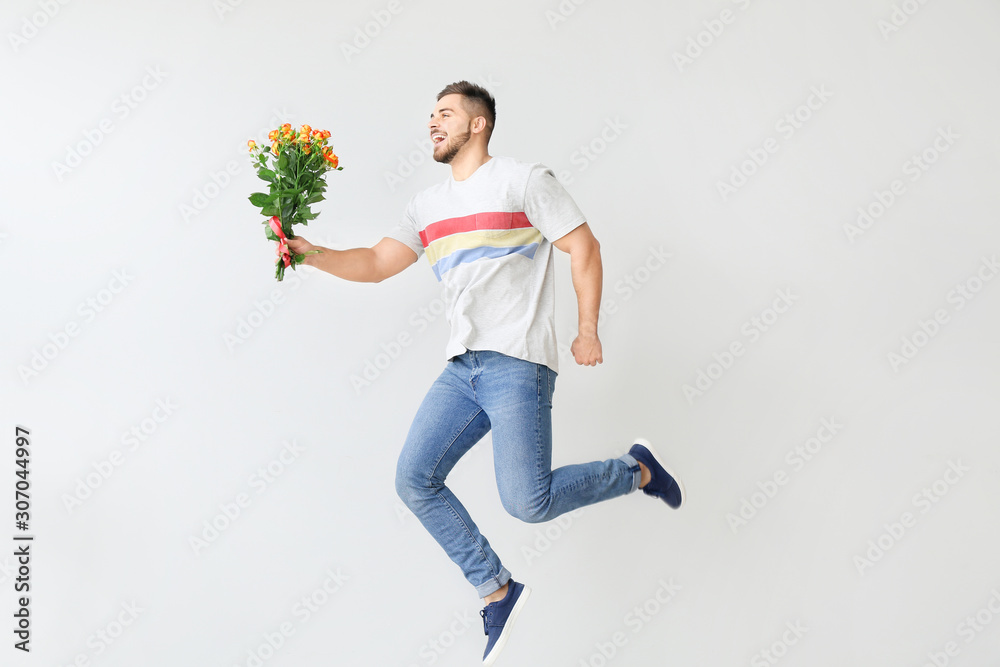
[384,197,424,259]
[523,164,587,242]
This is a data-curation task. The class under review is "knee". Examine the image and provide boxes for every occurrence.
[394,459,420,505]
[394,457,433,506]
[501,496,549,524]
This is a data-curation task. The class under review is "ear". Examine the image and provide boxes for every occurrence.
[471,116,487,135]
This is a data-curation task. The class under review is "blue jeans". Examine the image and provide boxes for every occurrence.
[395,349,641,598]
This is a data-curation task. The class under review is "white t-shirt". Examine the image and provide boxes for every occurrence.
[385,156,586,373]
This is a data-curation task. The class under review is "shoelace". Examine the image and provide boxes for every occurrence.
[480,606,492,636]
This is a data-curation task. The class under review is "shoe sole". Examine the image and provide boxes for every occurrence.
[483,585,531,666]
[634,437,686,508]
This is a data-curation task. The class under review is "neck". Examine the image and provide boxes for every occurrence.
[449,144,492,181]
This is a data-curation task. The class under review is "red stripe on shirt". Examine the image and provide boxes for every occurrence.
[418,212,532,247]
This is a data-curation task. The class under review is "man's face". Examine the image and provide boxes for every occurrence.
[428,93,473,164]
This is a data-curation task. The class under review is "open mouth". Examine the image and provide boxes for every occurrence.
[432,133,446,145]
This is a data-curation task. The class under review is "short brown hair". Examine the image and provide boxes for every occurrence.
[437,80,496,141]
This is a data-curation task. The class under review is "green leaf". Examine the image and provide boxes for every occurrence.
[278,151,288,171]
[248,192,270,207]
[307,192,325,204]
[257,168,277,183]
[261,204,280,217]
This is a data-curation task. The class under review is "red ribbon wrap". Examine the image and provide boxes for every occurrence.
[269,216,291,268]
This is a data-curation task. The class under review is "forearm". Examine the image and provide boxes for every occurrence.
[304,246,379,283]
[570,240,603,337]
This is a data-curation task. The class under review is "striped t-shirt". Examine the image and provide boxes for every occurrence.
[385,156,586,373]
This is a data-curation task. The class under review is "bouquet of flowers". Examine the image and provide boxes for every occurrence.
[247,123,342,281]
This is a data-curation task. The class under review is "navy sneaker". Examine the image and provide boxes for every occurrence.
[629,437,685,509]
[480,580,531,666]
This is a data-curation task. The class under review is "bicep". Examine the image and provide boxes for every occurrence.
[552,222,599,255]
[373,236,419,282]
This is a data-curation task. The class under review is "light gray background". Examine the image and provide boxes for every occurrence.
[3,0,999,665]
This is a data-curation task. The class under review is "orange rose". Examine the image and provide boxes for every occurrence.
[247,139,257,150]
[281,123,291,131]
[323,152,339,168]
[271,142,279,155]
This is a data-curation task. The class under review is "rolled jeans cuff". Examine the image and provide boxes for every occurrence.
[475,567,512,598]
[619,453,641,494]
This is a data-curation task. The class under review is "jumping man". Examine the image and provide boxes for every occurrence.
[286,81,685,665]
